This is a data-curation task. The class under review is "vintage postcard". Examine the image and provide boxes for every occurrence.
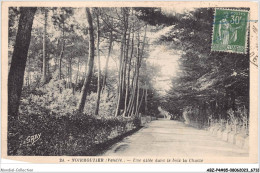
[1,0,259,172]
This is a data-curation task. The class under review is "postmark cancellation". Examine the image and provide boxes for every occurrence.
[211,9,249,54]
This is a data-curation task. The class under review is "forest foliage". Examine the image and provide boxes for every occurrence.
[7,7,250,155]
[144,8,250,134]
[8,7,160,155]
[8,7,160,119]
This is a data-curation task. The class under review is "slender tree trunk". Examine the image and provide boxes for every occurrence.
[123,9,134,115]
[66,63,69,88]
[121,12,130,108]
[122,29,130,99]
[48,53,50,72]
[8,7,37,117]
[68,59,72,88]
[121,37,128,99]
[126,30,139,117]
[75,56,80,85]
[59,10,65,80]
[133,27,147,117]
[137,88,145,116]
[126,70,136,117]
[135,80,140,116]
[77,8,95,113]
[95,11,101,115]
[101,30,113,93]
[59,41,64,80]
[115,33,126,116]
[46,53,50,81]
[115,8,129,116]
[124,30,132,116]
[41,8,47,84]
[145,82,148,115]
[54,40,60,72]
[133,32,140,117]
[127,55,139,117]
[84,51,89,76]
[125,33,136,117]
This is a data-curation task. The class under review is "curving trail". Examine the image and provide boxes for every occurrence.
[101,119,249,157]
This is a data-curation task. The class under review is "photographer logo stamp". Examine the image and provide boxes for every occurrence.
[23,133,41,146]
[212,9,249,54]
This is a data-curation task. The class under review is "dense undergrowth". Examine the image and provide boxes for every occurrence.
[182,106,249,136]
[8,78,140,156]
[20,76,117,118]
[8,112,140,156]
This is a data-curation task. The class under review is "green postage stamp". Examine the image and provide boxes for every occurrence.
[212,9,249,54]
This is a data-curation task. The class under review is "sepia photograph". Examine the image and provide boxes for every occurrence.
[1,1,258,170]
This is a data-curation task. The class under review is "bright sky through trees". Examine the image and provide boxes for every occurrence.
[148,44,180,94]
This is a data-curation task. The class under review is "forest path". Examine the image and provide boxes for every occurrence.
[101,119,248,157]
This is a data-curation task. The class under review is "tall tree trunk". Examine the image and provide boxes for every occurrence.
[126,69,136,117]
[84,51,89,76]
[59,42,64,80]
[75,56,80,85]
[101,30,113,93]
[115,8,129,116]
[47,53,50,80]
[125,33,136,117]
[59,10,65,80]
[124,29,133,116]
[126,30,139,117]
[41,8,47,84]
[54,40,60,71]
[95,11,101,115]
[8,7,37,117]
[68,59,72,88]
[133,27,147,117]
[137,88,145,116]
[66,62,69,88]
[77,8,95,113]
[121,37,128,99]
[133,32,141,117]
[122,28,130,103]
[135,80,140,116]
[144,82,148,115]
[115,33,126,116]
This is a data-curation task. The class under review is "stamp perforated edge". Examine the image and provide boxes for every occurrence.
[210,8,250,54]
